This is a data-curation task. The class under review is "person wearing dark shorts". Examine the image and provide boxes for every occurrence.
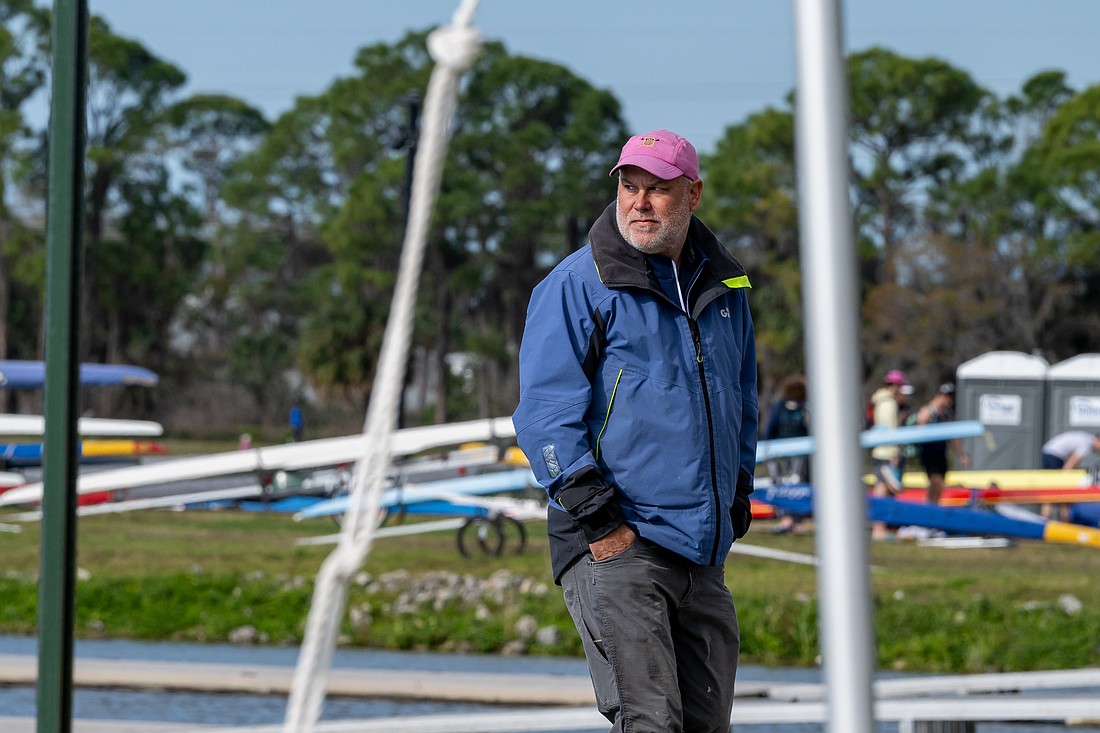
[914,383,968,505]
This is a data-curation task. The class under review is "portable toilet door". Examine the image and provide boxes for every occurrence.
[956,351,1049,470]
[1046,354,1100,470]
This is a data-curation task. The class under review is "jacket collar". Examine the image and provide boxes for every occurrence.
[588,202,747,292]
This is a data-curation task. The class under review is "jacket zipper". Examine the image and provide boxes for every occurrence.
[647,258,727,565]
[690,318,722,566]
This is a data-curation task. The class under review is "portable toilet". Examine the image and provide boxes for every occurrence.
[956,351,1049,470]
[1046,354,1100,470]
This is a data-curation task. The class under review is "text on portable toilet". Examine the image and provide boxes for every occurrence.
[1069,396,1100,428]
[979,394,1023,426]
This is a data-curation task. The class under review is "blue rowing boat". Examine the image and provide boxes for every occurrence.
[755,481,1100,548]
[0,360,158,389]
[756,420,985,461]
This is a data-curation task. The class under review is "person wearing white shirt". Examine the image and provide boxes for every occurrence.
[1041,431,1100,470]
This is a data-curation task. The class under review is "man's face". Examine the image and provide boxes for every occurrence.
[615,166,702,259]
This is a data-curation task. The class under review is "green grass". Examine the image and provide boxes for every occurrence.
[3,509,1100,672]
[159,438,244,456]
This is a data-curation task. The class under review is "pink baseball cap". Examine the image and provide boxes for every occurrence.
[884,369,910,386]
[609,129,699,181]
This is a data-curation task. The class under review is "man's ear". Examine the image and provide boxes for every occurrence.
[688,179,703,211]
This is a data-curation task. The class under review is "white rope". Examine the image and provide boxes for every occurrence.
[282,3,481,731]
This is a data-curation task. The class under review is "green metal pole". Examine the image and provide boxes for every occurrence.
[38,1,87,732]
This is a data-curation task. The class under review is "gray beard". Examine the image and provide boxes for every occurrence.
[616,202,692,259]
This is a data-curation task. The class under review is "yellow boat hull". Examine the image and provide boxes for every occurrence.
[865,469,1090,490]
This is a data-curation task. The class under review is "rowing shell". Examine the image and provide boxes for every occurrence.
[755,482,1100,549]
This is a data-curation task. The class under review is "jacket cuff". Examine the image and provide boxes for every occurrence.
[737,467,755,497]
[553,466,625,543]
[731,491,753,540]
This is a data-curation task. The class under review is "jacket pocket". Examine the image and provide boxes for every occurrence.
[593,368,622,462]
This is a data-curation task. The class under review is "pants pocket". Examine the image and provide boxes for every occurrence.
[561,561,619,718]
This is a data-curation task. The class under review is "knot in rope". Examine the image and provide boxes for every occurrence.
[428,24,482,72]
[329,539,362,580]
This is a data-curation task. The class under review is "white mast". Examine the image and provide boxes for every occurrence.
[792,1,876,731]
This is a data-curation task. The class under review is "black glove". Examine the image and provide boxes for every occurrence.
[731,493,752,541]
[554,466,625,543]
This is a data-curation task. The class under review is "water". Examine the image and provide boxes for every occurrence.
[0,636,583,727]
[0,636,1095,732]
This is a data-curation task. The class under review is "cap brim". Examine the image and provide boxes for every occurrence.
[609,155,685,180]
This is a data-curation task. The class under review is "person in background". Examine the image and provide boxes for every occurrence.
[764,373,810,534]
[1041,430,1100,470]
[764,374,809,449]
[289,403,304,442]
[893,381,915,472]
[896,383,915,427]
[1039,430,1100,520]
[912,382,969,505]
[870,369,909,540]
[513,128,758,733]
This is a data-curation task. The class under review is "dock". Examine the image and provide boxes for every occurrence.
[0,719,204,733]
[1,654,1098,731]
[0,653,596,706]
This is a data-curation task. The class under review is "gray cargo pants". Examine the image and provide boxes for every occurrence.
[560,537,740,733]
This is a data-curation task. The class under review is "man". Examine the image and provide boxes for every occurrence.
[869,369,909,540]
[1041,430,1100,470]
[513,129,758,733]
[912,382,969,505]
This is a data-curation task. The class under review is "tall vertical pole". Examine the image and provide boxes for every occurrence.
[396,92,420,429]
[792,1,876,732]
[38,1,88,732]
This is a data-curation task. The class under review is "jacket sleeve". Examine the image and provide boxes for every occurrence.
[512,269,624,543]
[737,291,759,502]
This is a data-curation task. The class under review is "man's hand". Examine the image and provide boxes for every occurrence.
[589,523,636,561]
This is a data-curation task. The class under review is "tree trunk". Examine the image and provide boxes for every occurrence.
[0,230,8,415]
[432,299,450,425]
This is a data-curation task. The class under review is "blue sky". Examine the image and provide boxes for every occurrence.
[84,0,1098,155]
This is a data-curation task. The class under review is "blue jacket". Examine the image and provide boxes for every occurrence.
[513,204,758,581]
